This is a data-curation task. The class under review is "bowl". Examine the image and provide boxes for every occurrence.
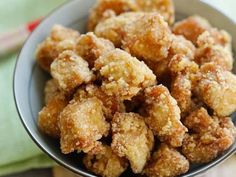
[13,0,236,176]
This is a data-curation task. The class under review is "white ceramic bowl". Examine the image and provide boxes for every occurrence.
[14,0,236,176]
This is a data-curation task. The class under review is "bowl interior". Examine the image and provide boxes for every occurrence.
[14,0,236,177]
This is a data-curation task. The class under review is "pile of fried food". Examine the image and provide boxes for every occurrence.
[36,0,236,177]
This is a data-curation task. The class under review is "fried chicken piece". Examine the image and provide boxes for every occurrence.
[38,92,68,138]
[44,79,61,104]
[76,32,115,68]
[59,97,110,154]
[196,63,236,117]
[172,15,211,45]
[111,112,154,173]
[135,0,175,25]
[36,25,80,72]
[83,145,128,177]
[145,85,188,147]
[195,31,233,71]
[168,54,199,75]
[172,15,232,48]
[143,144,189,177]
[94,49,156,100]
[95,12,144,47]
[122,13,172,62]
[183,107,218,134]
[182,107,236,163]
[170,35,196,59]
[87,0,138,31]
[73,84,125,120]
[50,50,94,93]
[171,74,192,116]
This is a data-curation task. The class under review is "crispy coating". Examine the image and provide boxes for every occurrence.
[50,50,94,93]
[195,31,233,71]
[94,49,156,100]
[83,145,128,177]
[168,54,199,75]
[111,112,154,173]
[122,13,172,62]
[145,85,188,147]
[135,0,175,25]
[143,144,189,177]
[171,74,193,116]
[36,25,80,72]
[38,92,68,138]
[87,0,138,31]
[44,79,60,104]
[170,35,196,59]
[59,97,110,154]
[76,32,115,67]
[182,107,236,163]
[172,15,211,45]
[95,12,144,47]
[196,63,236,117]
[73,84,125,120]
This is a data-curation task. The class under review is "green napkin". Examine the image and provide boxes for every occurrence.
[0,0,65,176]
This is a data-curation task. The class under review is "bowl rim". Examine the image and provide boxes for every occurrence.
[13,0,236,177]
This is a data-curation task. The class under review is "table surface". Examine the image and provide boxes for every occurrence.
[3,0,236,177]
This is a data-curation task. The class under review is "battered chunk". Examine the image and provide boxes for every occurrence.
[143,144,189,177]
[122,13,172,62]
[182,107,236,163]
[195,63,236,117]
[38,92,68,138]
[44,79,61,104]
[36,25,80,72]
[95,12,144,47]
[135,0,175,25]
[73,84,125,120]
[145,85,188,147]
[94,49,156,100]
[87,0,138,31]
[195,31,233,71]
[50,50,94,93]
[111,112,154,173]
[83,145,128,177]
[59,97,110,154]
[76,32,115,67]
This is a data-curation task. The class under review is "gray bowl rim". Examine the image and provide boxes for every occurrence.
[13,0,236,177]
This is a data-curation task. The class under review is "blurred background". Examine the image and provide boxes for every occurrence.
[0,0,235,177]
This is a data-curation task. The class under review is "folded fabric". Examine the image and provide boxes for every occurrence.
[0,0,65,176]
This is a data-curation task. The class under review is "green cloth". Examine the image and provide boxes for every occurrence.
[0,0,66,176]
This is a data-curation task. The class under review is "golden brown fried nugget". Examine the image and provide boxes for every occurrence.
[94,49,156,100]
[87,0,138,31]
[76,32,115,67]
[83,145,128,177]
[36,25,80,72]
[38,92,68,138]
[111,112,154,173]
[182,108,236,163]
[170,35,196,59]
[59,97,110,154]
[196,63,236,117]
[145,85,188,147]
[135,0,175,25]
[122,13,172,62]
[172,15,211,45]
[44,79,61,104]
[143,144,189,177]
[74,84,125,120]
[195,31,233,71]
[50,50,94,93]
[171,74,192,116]
[95,12,144,47]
